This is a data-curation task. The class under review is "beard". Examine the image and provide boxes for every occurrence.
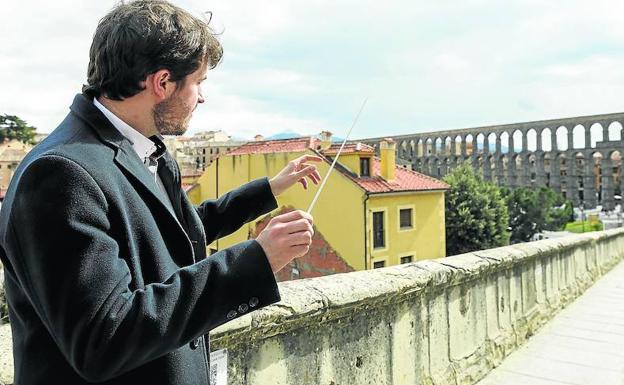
[153,95,194,136]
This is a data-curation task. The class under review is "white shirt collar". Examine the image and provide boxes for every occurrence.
[93,97,157,163]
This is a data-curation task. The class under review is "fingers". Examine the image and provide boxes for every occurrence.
[291,245,310,258]
[286,218,314,235]
[288,231,312,246]
[293,155,322,165]
[271,210,313,224]
[294,165,321,189]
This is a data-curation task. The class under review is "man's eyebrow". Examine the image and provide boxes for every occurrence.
[200,75,208,81]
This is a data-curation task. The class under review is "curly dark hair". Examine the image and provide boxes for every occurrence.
[82,0,223,100]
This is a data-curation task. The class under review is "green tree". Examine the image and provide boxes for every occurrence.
[0,114,37,145]
[443,162,509,256]
[542,188,574,230]
[502,186,574,243]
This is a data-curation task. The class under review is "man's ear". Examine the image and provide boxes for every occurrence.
[146,69,175,101]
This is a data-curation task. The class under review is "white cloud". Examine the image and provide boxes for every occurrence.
[189,91,327,138]
[2,0,624,139]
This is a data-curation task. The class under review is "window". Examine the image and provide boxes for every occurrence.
[373,211,385,249]
[360,157,370,177]
[400,256,413,264]
[373,261,385,269]
[399,208,413,229]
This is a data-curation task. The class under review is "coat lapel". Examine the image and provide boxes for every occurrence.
[69,94,196,265]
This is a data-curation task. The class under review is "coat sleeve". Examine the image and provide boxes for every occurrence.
[8,155,280,382]
[195,177,278,244]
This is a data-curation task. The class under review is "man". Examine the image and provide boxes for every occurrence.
[0,1,321,384]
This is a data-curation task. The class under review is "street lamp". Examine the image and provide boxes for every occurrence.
[580,202,585,233]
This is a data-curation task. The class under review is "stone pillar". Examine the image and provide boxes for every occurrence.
[496,135,502,155]
[567,127,574,151]
[523,153,531,189]
[535,153,546,187]
[483,156,492,182]
[516,156,525,188]
[483,134,490,155]
[584,153,597,209]
[460,137,467,157]
[509,156,518,188]
[496,156,505,186]
[567,151,579,207]
[585,128,592,149]
[602,157,614,210]
[603,123,609,144]
[536,130,542,152]
[551,153,561,193]
[522,131,528,153]
[551,130,558,153]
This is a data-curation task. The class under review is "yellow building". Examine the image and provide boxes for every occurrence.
[0,140,33,200]
[190,133,448,280]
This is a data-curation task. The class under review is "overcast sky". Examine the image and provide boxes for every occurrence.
[2,0,624,140]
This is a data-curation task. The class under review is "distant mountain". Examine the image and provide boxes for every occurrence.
[260,132,346,142]
[265,132,302,140]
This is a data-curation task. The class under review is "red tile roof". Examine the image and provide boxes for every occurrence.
[323,142,375,154]
[347,158,449,193]
[223,136,448,193]
[226,137,375,156]
[226,137,314,155]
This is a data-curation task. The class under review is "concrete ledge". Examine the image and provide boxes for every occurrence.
[1,229,624,384]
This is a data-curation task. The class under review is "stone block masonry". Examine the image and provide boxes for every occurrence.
[209,229,624,384]
[1,228,624,384]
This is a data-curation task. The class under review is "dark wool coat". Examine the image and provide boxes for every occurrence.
[0,94,281,384]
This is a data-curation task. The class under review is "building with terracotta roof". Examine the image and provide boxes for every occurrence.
[190,132,449,280]
[164,130,245,178]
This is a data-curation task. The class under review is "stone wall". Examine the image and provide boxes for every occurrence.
[1,229,624,384]
[209,229,624,384]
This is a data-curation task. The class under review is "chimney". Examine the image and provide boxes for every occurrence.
[254,134,264,142]
[319,130,332,150]
[380,138,396,181]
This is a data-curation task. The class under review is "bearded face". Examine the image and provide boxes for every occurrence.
[153,92,194,136]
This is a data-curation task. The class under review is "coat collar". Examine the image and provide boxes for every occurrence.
[69,93,198,264]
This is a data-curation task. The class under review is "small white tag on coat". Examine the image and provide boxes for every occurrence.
[210,349,228,385]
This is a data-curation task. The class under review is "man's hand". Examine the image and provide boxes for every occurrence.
[269,155,322,196]
[255,210,314,273]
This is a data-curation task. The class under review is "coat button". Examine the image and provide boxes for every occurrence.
[238,303,249,313]
[249,297,259,308]
[190,337,201,350]
[227,310,237,319]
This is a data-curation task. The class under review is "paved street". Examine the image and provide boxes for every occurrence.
[477,261,624,385]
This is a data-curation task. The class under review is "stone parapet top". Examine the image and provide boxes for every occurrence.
[210,228,624,345]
